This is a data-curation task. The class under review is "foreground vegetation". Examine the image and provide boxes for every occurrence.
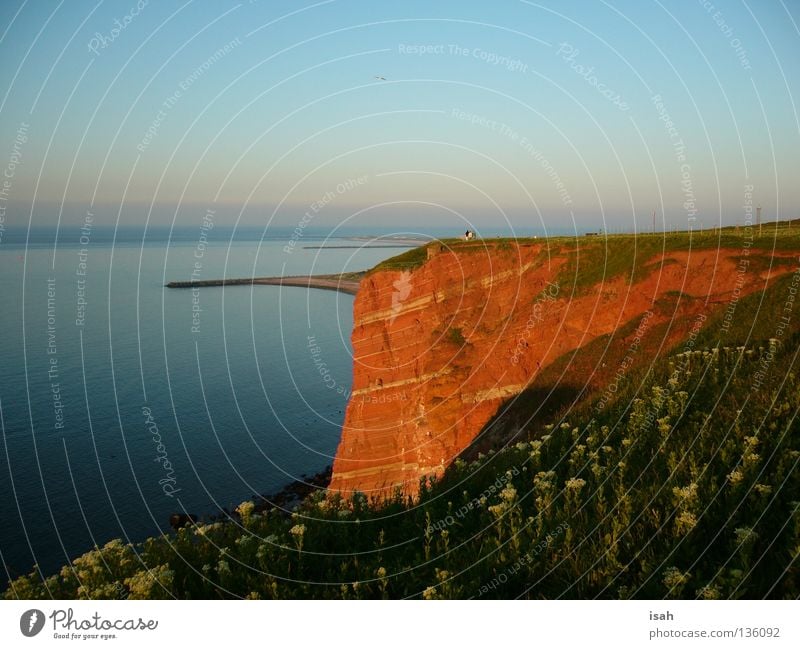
[5,333,798,599]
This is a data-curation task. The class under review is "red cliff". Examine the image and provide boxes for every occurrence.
[329,238,795,499]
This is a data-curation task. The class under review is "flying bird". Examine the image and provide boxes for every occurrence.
[373,75,387,81]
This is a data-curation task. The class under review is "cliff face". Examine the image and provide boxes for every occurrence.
[329,240,793,499]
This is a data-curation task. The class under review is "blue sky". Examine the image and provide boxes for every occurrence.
[0,0,798,234]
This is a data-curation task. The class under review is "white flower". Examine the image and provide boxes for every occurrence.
[675,511,697,534]
[672,483,698,503]
[663,567,690,590]
[727,469,744,484]
[743,452,760,466]
[236,501,255,520]
[697,584,720,600]
[565,477,586,491]
[500,486,517,502]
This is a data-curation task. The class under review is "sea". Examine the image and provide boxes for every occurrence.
[0,225,430,583]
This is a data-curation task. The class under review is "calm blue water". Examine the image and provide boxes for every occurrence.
[0,231,402,582]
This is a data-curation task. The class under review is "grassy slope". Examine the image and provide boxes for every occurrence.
[5,230,800,599]
[373,224,799,281]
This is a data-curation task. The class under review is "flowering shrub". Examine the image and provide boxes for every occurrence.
[4,330,800,600]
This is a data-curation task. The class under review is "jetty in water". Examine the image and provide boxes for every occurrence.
[165,271,365,295]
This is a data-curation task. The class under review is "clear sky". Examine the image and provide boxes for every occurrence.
[0,0,798,235]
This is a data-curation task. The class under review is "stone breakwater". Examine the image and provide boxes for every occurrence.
[165,273,364,295]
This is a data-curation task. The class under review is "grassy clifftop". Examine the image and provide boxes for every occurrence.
[372,224,799,283]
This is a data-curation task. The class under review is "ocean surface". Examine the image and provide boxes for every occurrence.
[0,228,409,581]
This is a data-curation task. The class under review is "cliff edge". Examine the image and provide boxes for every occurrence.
[329,234,798,499]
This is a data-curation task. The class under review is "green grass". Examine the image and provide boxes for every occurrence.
[554,230,799,291]
[693,269,800,349]
[369,228,799,293]
[369,244,431,272]
[446,326,466,346]
[319,271,367,282]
